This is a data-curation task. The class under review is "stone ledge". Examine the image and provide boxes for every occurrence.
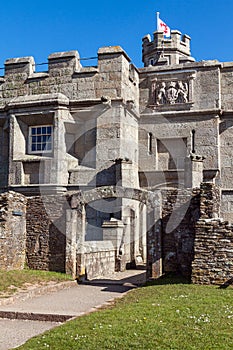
[6,92,69,109]
[0,310,73,322]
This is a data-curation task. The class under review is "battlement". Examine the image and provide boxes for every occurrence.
[142,30,195,67]
[0,46,139,107]
[4,50,83,78]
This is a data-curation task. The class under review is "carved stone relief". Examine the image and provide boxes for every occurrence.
[152,80,189,105]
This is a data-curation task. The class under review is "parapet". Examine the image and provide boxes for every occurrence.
[4,50,82,79]
[0,46,139,106]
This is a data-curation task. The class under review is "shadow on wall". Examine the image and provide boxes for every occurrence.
[95,163,116,187]
[48,218,66,272]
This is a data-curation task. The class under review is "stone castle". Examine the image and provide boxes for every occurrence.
[0,20,233,285]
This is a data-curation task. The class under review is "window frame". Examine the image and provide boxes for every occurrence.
[28,125,53,155]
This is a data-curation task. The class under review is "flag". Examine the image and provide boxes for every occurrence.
[157,13,171,38]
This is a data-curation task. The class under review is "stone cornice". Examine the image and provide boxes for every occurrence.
[140,108,222,119]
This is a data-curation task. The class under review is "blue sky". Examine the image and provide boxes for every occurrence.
[1,0,233,71]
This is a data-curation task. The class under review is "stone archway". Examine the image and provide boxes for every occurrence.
[65,186,162,280]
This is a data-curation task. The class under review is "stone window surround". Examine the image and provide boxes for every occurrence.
[11,112,54,161]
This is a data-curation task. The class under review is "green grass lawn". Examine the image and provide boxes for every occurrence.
[16,274,233,350]
[0,269,72,297]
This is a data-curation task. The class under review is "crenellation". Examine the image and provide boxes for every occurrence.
[5,56,35,77]
[48,50,82,74]
[0,46,137,104]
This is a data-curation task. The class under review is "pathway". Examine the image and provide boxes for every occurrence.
[0,269,146,349]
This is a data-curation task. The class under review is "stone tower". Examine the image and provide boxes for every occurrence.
[142,30,195,66]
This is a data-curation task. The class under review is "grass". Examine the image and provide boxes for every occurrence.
[16,274,233,350]
[0,269,72,297]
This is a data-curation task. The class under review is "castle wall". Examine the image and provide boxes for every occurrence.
[0,192,27,270]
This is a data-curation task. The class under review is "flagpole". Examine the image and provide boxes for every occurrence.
[156,12,160,31]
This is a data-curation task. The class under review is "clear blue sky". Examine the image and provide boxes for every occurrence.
[1,0,233,70]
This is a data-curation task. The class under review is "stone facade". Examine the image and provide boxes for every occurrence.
[0,18,233,284]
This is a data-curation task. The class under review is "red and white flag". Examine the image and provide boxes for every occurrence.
[157,13,171,38]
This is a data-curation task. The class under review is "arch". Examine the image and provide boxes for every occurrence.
[66,185,162,281]
[70,185,161,209]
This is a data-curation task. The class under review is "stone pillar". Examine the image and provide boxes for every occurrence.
[44,108,69,191]
[76,204,86,279]
[140,203,147,264]
[8,115,24,186]
[123,215,131,264]
[133,202,141,266]
[65,209,77,278]
[146,206,162,279]
[184,153,205,188]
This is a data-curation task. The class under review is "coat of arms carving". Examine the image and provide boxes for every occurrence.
[153,80,189,105]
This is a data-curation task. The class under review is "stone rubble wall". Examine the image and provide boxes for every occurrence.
[192,183,233,285]
[26,194,69,272]
[26,192,116,279]
[192,218,233,285]
[199,182,220,219]
[0,191,27,270]
[0,185,232,286]
[161,188,200,279]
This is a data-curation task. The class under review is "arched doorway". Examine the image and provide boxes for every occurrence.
[65,186,162,280]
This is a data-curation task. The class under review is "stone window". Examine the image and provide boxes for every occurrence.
[148,132,153,154]
[28,125,53,154]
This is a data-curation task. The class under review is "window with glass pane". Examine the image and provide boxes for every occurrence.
[29,125,53,153]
